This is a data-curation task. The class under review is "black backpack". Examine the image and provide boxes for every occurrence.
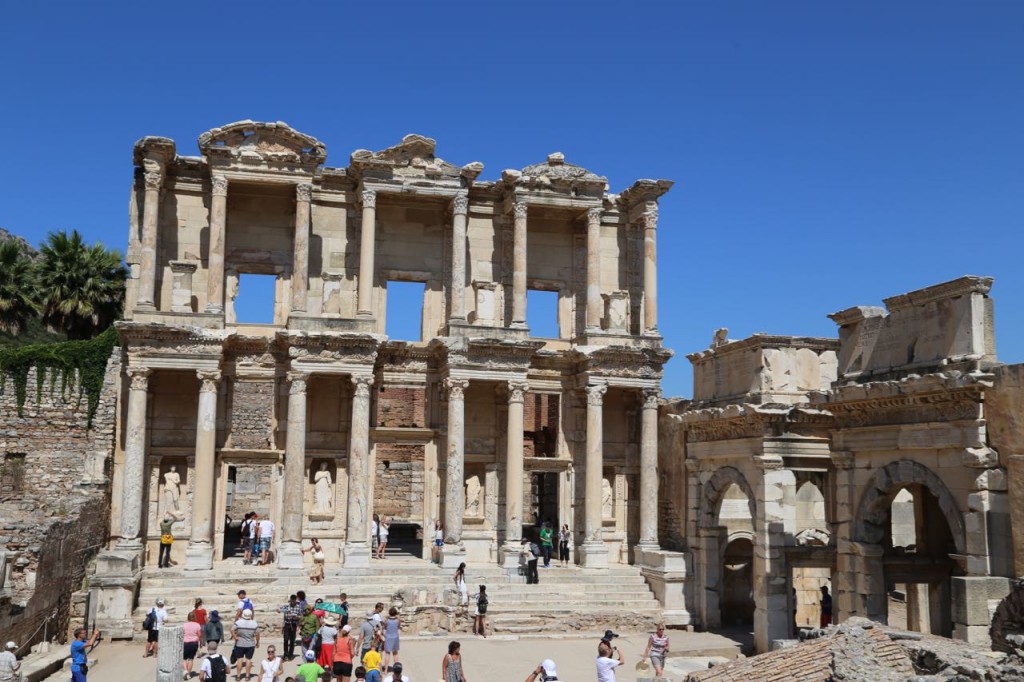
[477,595,488,614]
[208,653,228,682]
[142,608,156,631]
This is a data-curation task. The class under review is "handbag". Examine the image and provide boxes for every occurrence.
[312,550,325,561]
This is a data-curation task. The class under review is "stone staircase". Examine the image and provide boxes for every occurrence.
[132,559,663,637]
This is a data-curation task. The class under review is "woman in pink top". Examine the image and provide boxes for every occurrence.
[182,611,203,678]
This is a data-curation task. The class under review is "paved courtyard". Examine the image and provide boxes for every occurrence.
[41,629,743,682]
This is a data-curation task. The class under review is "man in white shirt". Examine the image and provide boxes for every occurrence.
[199,640,229,681]
[0,641,21,682]
[144,598,169,658]
[382,661,410,682]
[596,639,623,682]
[257,516,275,565]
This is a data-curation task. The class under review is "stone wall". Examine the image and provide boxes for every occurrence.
[229,379,276,449]
[376,386,426,428]
[0,353,119,647]
[374,444,425,522]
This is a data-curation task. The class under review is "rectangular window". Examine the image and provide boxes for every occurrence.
[236,274,277,324]
[527,289,560,339]
[385,280,426,342]
[1,453,26,492]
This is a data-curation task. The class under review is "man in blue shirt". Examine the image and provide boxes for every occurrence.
[70,628,100,681]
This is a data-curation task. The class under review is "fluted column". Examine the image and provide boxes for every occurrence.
[118,367,151,550]
[511,200,528,327]
[291,183,312,313]
[279,371,307,569]
[357,189,377,316]
[185,370,220,570]
[344,374,374,567]
[639,388,660,548]
[586,207,603,330]
[205,175,228,313]
[642,208,658,333]
[501,382,529,564]
[137,170,164,309]
[580,383,609,567]
[450,192,469,321]
[442,378,469,565]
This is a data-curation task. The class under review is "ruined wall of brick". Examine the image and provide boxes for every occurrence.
[376,386,426,428]
[374,444,425,522]
[523,393,558,457]
[0,352,119,647]
[229,379,276,449]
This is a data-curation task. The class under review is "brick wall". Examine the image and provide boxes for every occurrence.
[0,352,119,647]
[376,386,426,428]
[374,443,424,522]
[523,393,558,457]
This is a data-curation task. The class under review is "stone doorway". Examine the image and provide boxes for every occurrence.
[531,472,559,528]
[721,537,755,627]
[217,459,280,562]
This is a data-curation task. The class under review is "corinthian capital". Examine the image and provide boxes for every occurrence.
[587,206,602,226]
[287,371,308,395]
[126,366,152,391]
[197,370,222,393]
[296,183,312,202]
[351,374,374,398]
[641,208,658,231]
[361,189,377,209]
[444,378,469,401]
[641,388,662,410]
[513,201,527,220]
[585,384,607,406]
[507,381,529,404]
[211,175,228,197]
[452,192,469,216]
[144,170,164,191]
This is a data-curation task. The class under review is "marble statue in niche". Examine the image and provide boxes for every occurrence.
[313,461,333,514]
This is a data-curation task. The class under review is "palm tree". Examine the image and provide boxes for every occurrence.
[0,238,39,335]
[35,230,127,339]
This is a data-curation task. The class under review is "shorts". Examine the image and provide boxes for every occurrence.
[147,629,160,643]
[183,641,199,660]
[230,646,255,663]
[651,654,665,669]
[72,670,87,682]
[434,539,444,547]
[241,537,252,549]
[333,661,353,677]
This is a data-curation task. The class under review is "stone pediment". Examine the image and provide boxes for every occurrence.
[198,120,327,167]
[504,152,608,198]
[349,134,483,187]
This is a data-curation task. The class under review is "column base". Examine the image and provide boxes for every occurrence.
[343,542,371,568]
[89,550,143,639]
[183,542,214,571]
[578,541,609,569]
[440,544,467,569]
[276,541,304,570]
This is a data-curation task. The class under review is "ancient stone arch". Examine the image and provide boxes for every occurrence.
[699,466,757,530]
[853,459,966,554]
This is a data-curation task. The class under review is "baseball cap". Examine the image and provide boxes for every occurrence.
[305,650,316,661]
[4,642,15,650]
[541,659,556,676]
[602,630,619,641]
[342,624,352,632]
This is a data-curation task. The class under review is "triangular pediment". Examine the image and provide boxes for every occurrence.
[349,134,483,184]
[198,120,326,166]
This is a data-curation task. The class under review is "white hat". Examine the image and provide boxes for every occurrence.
[304,650,316,661]
[156,598,165,606]
[4,642,15,650]
[342,624,352,632]
[242,608,253,619]
[541,659,557,676]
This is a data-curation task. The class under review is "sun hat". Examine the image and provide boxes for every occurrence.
[635,659,651,672]
[324,612,340,626]
[602,630,619,641]
[242,608,253,619]
[4,642,15,650]
[541,659,557,676]
[305,650,316,661]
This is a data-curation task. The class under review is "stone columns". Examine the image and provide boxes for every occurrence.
[639,388,661,548]
[580,383,609,568]
[279,371,307,569]
[450,193,469,321]
[357,189,377,316]
[205,175,228,314]
[501,382,529,566]
[118,367,151,550]
[585,207,603,330]
[156,625,184,682]
[641,208,658,333]
[169,261,197,313]
[442,378,469,567]
[344,374,374,567]
[753,461,797,653]
[185,370,220,570]
[291,183,312,313]
[136,169,164,309]
[511,200,528,327]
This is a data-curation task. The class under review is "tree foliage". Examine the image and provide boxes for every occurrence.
[0,239,39,335]
[35,230,127,340]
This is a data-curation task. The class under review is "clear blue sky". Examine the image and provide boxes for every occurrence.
[2,2,1021,397]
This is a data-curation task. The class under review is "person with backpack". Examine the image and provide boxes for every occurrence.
[203,611,224,648]
[199,640,229,682]
[241,513,256,565]
[521,537,540,585]
[471,585,488,638]
[526,659,560,682]
[235,590,255,621]
[142,598,168,658]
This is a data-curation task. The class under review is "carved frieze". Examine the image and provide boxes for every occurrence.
[820,373,988,428]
